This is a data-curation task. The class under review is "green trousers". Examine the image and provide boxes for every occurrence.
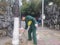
[28,28,37,45]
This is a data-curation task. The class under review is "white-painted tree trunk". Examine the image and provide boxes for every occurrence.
[12,17,19,45]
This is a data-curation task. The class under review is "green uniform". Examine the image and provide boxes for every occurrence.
[25,15,37,45]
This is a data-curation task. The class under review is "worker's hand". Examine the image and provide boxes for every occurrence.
[19,27,26,37]
[35,24,38,28]
[20,27,25,33]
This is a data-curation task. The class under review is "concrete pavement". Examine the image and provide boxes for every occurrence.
[37,27,60,45]
[0,27,60,45]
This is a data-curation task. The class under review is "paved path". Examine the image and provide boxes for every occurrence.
[0,27,60,45]
[37,27,60,45]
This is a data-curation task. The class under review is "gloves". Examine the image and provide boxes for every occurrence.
[35,24,38,28]
[19,27,25,37]
[20,27,25,33]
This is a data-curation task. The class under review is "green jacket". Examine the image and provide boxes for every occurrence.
[25,15,37,30]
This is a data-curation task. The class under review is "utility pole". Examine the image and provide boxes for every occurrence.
[42,0,44,28]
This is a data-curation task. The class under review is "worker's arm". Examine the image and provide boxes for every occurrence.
[27,21,32,30]
[25,21,28,30]
[25,21,32,30]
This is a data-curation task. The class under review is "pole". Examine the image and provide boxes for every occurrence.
[19,5,21,28]
[19,0,22,28]
[42,0,44,28]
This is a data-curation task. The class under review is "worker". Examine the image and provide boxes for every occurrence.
[22,15,38,45]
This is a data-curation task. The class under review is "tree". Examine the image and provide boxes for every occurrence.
[21,0,42,17]
[0,0,8,15]
[45,0,60,6]
[53,0,60,6]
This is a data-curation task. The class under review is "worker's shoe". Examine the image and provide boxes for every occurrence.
[28,39,32,41]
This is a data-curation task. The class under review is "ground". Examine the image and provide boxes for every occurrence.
[37,27,60,45]
[0,27,60,45]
